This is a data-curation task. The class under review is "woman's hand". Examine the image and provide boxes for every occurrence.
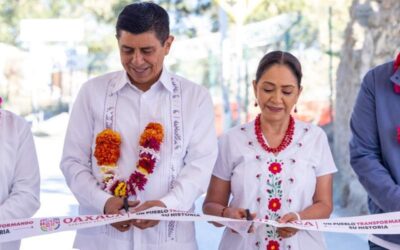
[223,207,256,233]
[277,212,300,238]
[222,207,248,219]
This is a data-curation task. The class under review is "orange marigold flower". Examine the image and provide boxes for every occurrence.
[139,123,164,145]
[94,129,121,166]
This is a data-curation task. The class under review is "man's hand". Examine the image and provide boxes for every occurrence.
[131,200,166,230]
[104,197,139,232]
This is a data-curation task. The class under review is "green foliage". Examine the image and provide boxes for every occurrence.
[246,0,307,24]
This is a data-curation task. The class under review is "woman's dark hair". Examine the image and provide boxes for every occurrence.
[255,51,302,88]
[116,2,170,44]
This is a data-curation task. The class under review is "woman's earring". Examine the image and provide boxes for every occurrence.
[294,106,298,113]
[254,101,258,107]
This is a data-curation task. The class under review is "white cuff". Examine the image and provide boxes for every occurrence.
[160,194,180,210]
[93,189,113,214]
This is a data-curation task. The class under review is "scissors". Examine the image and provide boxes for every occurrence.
[245,209,254,233]
[123,197,129,212]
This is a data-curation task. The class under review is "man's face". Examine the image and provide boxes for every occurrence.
[117,30,173,90]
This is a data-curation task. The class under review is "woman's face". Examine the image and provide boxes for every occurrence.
[253,64,301,122]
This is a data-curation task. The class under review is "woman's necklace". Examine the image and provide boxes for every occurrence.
[254,114,295,154]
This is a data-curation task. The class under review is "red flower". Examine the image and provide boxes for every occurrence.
[138,157,156,174]
[268,198,281,212]
[268,162,282,174]
[109,179,120,195]
[142,138,161,150]
[126,179,136,196]
[128,171,147,191]
[140,152,153,159]
[266,240,280,250]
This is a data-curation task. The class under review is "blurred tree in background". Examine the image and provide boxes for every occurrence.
[3,0,396,215]
[334,0,400,215]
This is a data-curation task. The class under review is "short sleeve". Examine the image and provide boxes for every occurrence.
[314,129,337,177]
[212,134,233,181]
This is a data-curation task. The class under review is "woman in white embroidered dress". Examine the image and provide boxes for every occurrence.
[0,98,40,250]
[203,51,337,250]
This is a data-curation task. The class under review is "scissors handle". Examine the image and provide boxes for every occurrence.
[123,197,129,212]
[245,209,252,221]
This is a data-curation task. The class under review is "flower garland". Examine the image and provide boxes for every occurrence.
[94,123,164,197]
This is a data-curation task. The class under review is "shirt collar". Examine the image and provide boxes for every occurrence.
[158,67,174,93]
[111,67,173,94]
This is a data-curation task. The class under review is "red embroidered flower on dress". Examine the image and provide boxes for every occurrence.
[268,198,281,212]
[266,240,280,250]
[268,162,282,174]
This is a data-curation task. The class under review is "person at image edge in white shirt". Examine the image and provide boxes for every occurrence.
[60,2,218,250]
[0,99,41,250]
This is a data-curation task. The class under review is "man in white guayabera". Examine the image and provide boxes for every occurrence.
[60,2,218,250]
[0,98,40,250]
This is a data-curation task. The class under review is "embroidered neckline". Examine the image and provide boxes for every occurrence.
[94,123,164,197]
[254,114,295,154]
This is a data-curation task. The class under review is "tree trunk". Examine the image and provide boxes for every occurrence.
[334,0,400,215]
